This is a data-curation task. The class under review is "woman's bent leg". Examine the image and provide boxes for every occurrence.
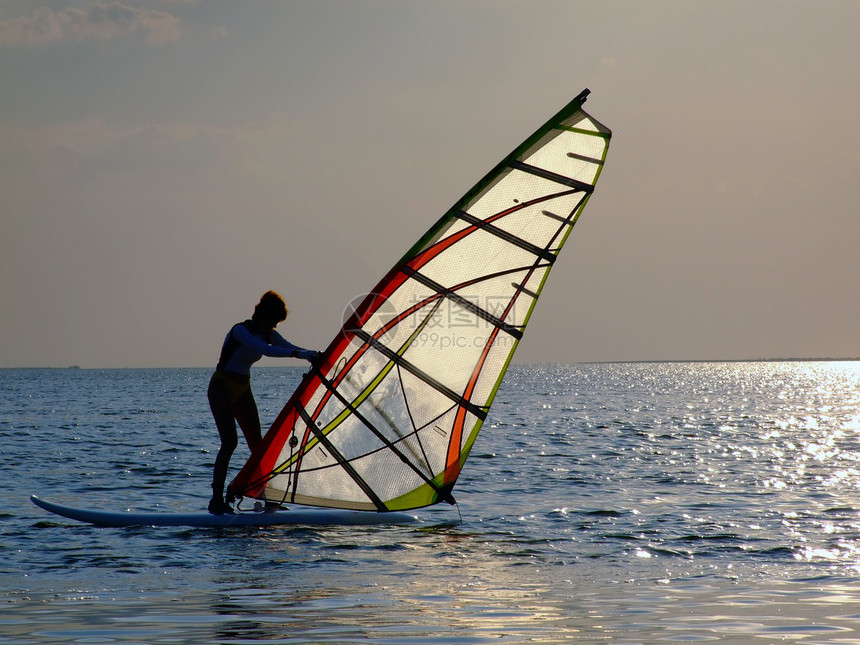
[234,388,263,452]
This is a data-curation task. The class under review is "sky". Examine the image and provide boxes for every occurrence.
[2,0,858,368]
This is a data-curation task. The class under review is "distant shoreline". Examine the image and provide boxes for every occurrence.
[2,357,858,370]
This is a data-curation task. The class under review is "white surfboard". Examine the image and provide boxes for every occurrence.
[30,495,418,528]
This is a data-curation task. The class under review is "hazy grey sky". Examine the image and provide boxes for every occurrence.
[2,0,858,368]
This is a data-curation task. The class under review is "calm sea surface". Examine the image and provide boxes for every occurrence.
[2,361,860,643]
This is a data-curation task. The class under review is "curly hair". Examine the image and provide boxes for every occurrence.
[252,290,288,323]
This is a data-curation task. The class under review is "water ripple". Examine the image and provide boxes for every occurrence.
[3,362,860,642]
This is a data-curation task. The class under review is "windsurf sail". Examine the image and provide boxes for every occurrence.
[228,89,611,511]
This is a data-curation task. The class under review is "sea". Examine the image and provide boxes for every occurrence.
[2,361,860,644]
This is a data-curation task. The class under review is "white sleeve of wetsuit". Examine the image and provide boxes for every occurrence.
[230,324,304,359]
[269,329,319,361]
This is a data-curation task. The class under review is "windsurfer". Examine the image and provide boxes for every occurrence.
[208,290,320,514]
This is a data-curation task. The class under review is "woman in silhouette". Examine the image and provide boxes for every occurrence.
[208,291,319,514]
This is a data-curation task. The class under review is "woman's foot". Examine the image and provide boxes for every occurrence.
[252,500,284,513]
[208,497,234,515]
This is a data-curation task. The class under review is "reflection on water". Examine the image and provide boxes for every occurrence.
[9,565,860,643]
[2,362,860,642]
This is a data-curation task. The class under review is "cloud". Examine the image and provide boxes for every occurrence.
[2,118,140,158]
[0,116,283,163]
[0,116,289,188]
[0,2,181,47]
